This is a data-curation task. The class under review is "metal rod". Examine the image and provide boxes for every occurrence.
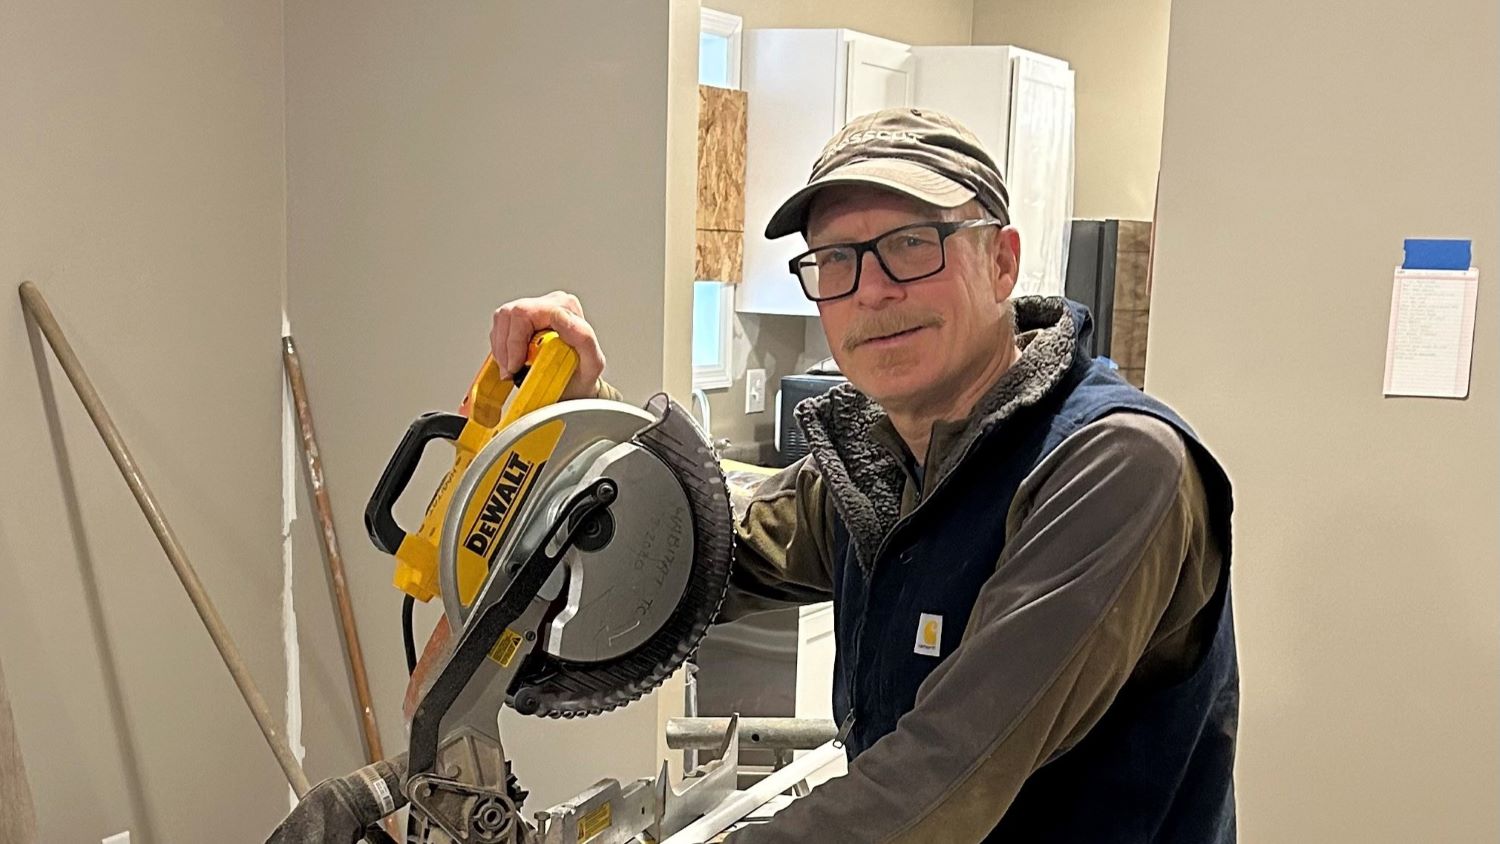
[682,662,699,773]
[662,741,844,844]
[282,334,385,764]
[18,281,312,797]
[666,717,838,751]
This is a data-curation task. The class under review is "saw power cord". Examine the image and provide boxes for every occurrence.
[402,594,417,675]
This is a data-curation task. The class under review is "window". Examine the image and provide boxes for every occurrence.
[692,281,735,389]
[698,9,742,89]
[692,8,742,390]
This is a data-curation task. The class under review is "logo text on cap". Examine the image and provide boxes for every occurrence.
[830,129,921,155]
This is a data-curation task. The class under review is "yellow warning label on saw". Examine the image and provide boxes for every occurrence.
[578,802,612,842]
[489,628,524,668]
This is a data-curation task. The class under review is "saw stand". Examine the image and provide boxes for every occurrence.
[531,716,843,844]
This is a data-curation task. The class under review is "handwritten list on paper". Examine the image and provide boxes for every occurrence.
[1383,268,1479,398]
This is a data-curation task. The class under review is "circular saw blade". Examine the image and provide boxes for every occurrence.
[540,438,698,663]
[440,394,735,719]
[514,394,734,718]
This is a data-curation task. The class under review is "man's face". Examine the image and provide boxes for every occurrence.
[806,185,1020,412]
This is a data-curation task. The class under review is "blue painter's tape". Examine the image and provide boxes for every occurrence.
[1403,238,1472,270]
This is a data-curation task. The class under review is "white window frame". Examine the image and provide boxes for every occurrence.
[692,282,736,390]
[699,8,742,89]
[692,8,743,391]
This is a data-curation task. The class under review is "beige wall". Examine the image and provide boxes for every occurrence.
[973,0,1170,220]
[0,1,290,841]
[701,1,976,460]
[1149,0,1499,840]
[284,0,697,810]
[0,655,38,842]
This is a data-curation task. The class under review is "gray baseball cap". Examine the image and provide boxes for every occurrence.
[764,107,1011,239]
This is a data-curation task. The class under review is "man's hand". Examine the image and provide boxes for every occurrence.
[490,291,607,400]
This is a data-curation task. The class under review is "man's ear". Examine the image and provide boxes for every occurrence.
[991,225,1021,302]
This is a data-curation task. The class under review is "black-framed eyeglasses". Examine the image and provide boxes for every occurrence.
[787,219,1002,302]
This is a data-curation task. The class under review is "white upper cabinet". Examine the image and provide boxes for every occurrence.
[739,29,914,316]
[844,35,915,124]
[909,46,1014,168]
[912,46,1076,297]
[1004,53,1076,298]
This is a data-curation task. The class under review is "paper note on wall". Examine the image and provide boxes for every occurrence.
[1383,268,1479,398]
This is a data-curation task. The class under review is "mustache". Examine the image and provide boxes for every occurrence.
[842,311,945,351]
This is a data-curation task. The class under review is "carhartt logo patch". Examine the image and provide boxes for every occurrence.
[914,613,942,657]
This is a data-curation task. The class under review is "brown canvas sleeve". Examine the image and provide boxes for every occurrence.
[596,380,834,620]
[717,454,837,620]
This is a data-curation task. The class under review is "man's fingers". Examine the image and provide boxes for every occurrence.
[555,291,584,318]
[552,311,603,374]
[489,311,510,373]
[489,294,605,399]
[489,302,536,375]
[503,310,535,375]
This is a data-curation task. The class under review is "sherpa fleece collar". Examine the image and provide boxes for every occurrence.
[794,296,1086,571]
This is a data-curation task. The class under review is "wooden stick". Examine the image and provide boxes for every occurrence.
[281,335,385,763]
[17,281,312,797]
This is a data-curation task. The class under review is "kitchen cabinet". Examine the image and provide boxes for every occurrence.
[738,29,914,316]
[912,46,1076,297]
[844,35,915,123]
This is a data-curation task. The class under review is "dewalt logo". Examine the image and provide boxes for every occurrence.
[463,451,537,560]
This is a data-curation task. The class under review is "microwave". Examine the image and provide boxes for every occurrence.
[775,374,848,465]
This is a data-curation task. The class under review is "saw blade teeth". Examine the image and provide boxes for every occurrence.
[504,395,735,719]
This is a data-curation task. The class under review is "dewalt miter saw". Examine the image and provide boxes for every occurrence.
[363,332,735,844]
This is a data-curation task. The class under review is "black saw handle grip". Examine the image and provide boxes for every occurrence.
[365,411,468,554]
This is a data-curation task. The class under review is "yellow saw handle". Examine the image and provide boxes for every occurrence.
[366,331,579,602]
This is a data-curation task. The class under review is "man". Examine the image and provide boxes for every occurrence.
[489,109,1238,842]
[270,109,1236,843]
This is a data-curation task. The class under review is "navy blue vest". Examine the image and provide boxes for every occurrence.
[827,346,1238,842]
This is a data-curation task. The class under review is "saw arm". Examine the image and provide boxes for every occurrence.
[406,478,619,844]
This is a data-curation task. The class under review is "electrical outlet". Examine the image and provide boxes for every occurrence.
[745,368,767,414]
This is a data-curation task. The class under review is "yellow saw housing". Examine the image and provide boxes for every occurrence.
[387,332,577,603]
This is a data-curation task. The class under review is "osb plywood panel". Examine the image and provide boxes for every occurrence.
[697,84,747,232]
[1111,307,1150,371]
[1117,219,1152,254]
[1110,219,1153,380]
[1113,248,1153,311]
[695,228,743,283]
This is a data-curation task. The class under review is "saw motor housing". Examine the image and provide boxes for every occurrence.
[369,333,580,605]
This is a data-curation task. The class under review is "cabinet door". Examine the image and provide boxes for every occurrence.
[1007,55,1076,297]
[738,29,840,316]
[844,36,914,123]
[911,46,1014,163]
